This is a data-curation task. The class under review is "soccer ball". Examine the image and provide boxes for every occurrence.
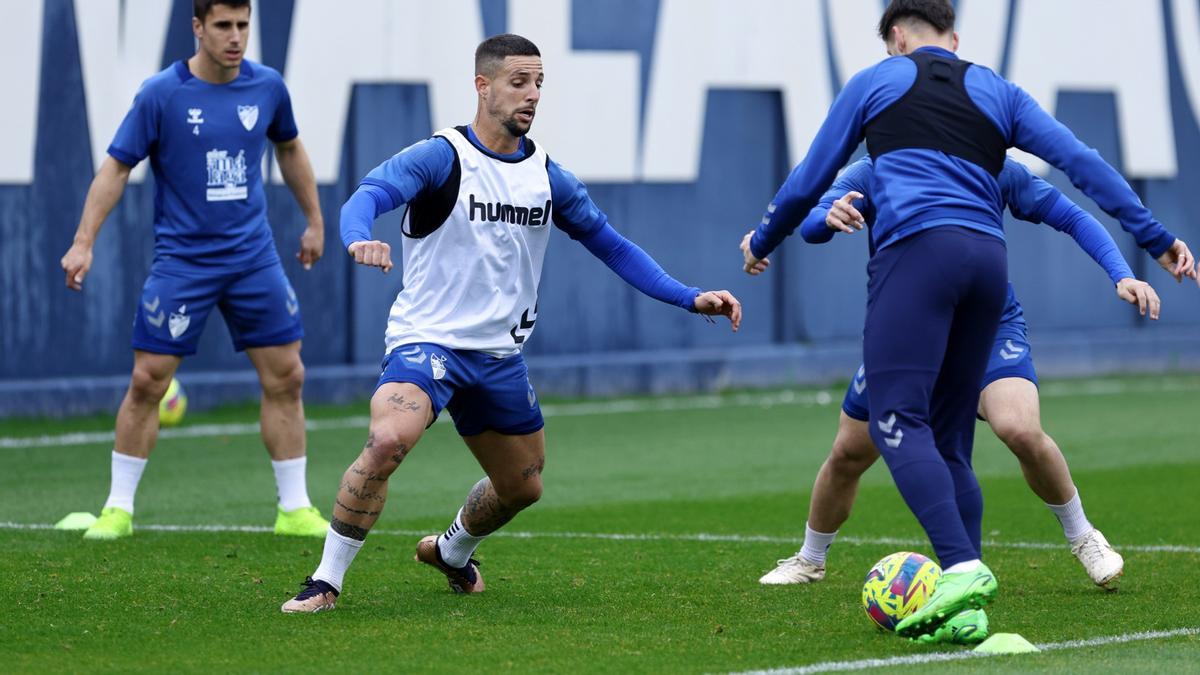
[159,377,188,427]
[861,551,941,631]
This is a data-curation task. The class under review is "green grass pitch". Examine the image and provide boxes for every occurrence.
[2,376,1198,673]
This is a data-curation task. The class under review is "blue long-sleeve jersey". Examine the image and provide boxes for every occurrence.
[801,156,1137,339]
[801,157,1134,284]
[341,126,700,312]
[752,46,1175,261]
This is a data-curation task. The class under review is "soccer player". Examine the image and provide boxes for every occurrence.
[760,157,1170,640]
[739,0,1196,639]
[59,0,329,539]
[280,34,741,613]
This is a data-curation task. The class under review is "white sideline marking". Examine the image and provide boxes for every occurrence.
[0,390,831,450]
[731,627,1200,674]
[0,521,1196,554]
[5,376,1200,450]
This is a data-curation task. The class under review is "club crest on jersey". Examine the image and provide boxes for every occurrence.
[430,353,447,380]
[168,305,190,339]
[468,194,552,227]
[237,105,259,131]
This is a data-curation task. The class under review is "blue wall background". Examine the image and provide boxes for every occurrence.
[2,0,1199,417]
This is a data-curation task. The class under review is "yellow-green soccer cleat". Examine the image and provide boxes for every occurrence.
[914,609,989,645]
[82,507,133,540]
[896,563,998,638]
[274,506,329,537]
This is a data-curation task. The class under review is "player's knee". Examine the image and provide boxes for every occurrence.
[992,420,1047,461]
[830,433,876,475]
[359,424,419,470]
[497,475,542,510]
[128,365,173,403]
[261,359,304,400]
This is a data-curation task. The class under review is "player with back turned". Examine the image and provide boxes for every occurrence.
[281,34,741,613]
[759,155,1177,644]
[59,0,330,540]
[739,0,1195,640]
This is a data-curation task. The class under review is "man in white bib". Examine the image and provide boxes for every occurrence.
[283,34,741,612]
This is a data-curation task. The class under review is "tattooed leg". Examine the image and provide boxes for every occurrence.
[458,429,546,536]
[329,382,430,540]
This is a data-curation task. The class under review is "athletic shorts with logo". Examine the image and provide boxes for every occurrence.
[842,329,1036,422]
[132,260,303,356]
[377,343,544,437]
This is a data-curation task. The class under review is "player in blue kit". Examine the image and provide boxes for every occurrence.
[739,0,1196,638]
[60,0,329,539]
[759,157,1165,642]
[281,34,741,613]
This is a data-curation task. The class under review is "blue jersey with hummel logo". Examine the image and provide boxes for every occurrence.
[108,59,298,272]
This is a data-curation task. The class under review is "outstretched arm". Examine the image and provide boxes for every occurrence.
[744,158,874,275]
[800,158,875,244]
[744,66,883,272]
[1003,160,1161,317]
[576,224,740,330]
[1009,85,1195,283]
[61,157,132,291]
[274,137,324,270]
[549,159,741,330]
[1039,194,1160,319]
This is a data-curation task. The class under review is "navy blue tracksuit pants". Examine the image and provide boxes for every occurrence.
[863,226,1008,567]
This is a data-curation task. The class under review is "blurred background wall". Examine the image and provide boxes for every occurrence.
[3,0,1199,416]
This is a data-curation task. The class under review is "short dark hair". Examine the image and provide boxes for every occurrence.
[194,0,251,21]
[877,0,955,41]
[475,34,541,77]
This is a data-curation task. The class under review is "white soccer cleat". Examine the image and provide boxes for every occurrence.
[280,577,339,613]
[1071,529,1124,589]
[759,553,826,585]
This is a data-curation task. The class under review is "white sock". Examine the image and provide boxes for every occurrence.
[799,523,838,566]
[103,451,148,514]
[1046,490,1094,542]
[312,526,364,592]
[943,559,982,574]
[436,509,487,568]
[271,456,313,512]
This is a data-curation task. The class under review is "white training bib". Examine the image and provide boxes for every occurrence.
[384,127,553,357]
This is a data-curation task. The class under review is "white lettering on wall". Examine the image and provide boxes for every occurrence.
[954,0,1010,70]
[639,0,830,182]
[283,0,482,183]
[510,0,639,181]
[75,1,172,181]
[1007,0,1175,177]
[1171,0,1200,134]
[824,0,1009,86]
[828,0,884,87]
[0,1,42,183]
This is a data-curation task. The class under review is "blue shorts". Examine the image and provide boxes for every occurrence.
[377,343,544,437]
[132,261,304,356]
[842,332,1037,422]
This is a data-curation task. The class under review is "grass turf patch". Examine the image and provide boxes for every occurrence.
[2,377,1198,672]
